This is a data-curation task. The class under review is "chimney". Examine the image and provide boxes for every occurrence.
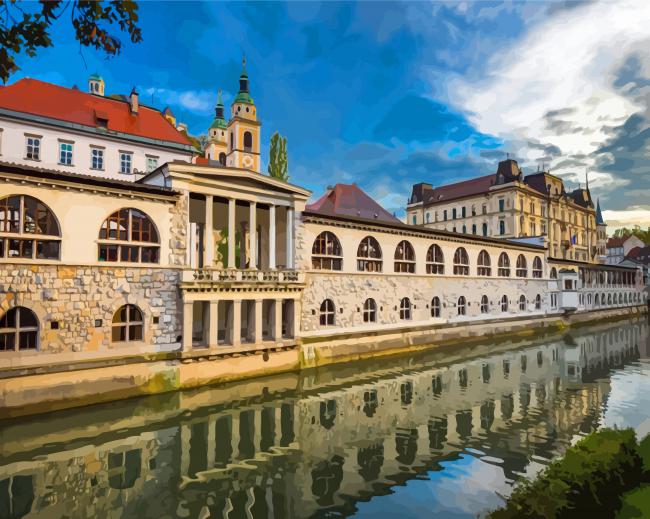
[129,87,139,114]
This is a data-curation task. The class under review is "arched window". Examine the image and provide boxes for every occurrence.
[457,296,466,316]
[499,221,506,235]
[453,247,469,275]
[535,294,541,310]
[613,293,618,305]
[0,306,38,351]
[431,296,441,317]
[519,295,527,311]
[595,293,600,306]
[477,250,491,276]
[112,304,144,343]
[0,195,61,259]
[357,236,382,272]
[516,255,527,277]
[399,297,411,320]
[426,244,444,274]
[394,240,415,273]
[472,224,477,234]
[501,295,509,312]
[98,208,159,263]
[243,131,253,152]
[312,232,342,270]
[218,152,226,166]
[480,295,489,314]
[550,267,558,279]
[319,299,335,326]
[498,252,510,277]
[363,298,377,323]
[532,257,543,278]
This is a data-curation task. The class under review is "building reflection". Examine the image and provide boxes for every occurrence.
[0,320,646,519]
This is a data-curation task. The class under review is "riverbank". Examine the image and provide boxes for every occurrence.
[0,305,647,419]
[488,428,650,518]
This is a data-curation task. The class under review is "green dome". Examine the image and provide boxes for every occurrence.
[233,91,254,105]
[210,117,227,130]
[89,72,103,81]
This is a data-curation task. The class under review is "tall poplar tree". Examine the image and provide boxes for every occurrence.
[268,132,289,182]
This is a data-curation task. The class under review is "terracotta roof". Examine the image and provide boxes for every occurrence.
[417,173,496,206]
[607,236,625,248]
[0,78,192,147]
[307,183,401,223]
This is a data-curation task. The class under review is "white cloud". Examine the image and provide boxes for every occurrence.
[144,87,216,114]
[602,207,650,231]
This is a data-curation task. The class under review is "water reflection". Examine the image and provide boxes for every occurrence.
[0,318,648,519]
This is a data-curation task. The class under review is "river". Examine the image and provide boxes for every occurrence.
[1,317,649,518]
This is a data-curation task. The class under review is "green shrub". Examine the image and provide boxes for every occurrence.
[616,485,650,519]
[489,428,643,519]
[637,435,650,476]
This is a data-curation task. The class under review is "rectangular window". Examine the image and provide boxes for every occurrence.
[452,208,457,219]
[461,206,466,218]
[443,210,447,221]
[25,136,41,160]
[59,141,73,165]
[482,204,487,215]
[91,147,104,170]
[498,199,505,212]
[119,152,132,174]
[146,155,159,172]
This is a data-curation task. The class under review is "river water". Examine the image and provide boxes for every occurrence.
[1,317,649,519]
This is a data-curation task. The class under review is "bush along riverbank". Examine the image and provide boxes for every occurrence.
[488,428,650,518]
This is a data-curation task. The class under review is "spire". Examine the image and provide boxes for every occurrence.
[233,55,254,105]
[596,199,605,225]
[210,89,227,130]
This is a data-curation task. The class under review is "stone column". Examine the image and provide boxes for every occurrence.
[292,298,301,339]
[231,412,240,459]
[182,300,193,351]
[208,300,219,348]
[207,416,216,469]
[274,299,283,341]
[228,198,236,269]
[180,424,191,476]
[255,299,263,344]
[254,407,262,452]
[205,195,214,267]
[269,204,276,269]
[286,207,294,269]
[249,201,257,269]
[232,299,242,346]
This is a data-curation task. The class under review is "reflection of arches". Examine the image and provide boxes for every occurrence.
[320,399,337,429]
[108,449,141,489]
[428,418,447,450]
[311,455,345,506]
[363,389,378,417]
[400,381,413,405]
[395,429,418,465]
[480,400,495,431]
[455,410,472,439]
[0,475,34,518]
[357,442,384,482]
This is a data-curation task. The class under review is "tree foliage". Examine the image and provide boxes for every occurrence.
[613,226,650,243]
[268,131,289,182]
[0,0,142,83]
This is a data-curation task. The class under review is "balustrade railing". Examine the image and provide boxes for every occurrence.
[181,268,303,284]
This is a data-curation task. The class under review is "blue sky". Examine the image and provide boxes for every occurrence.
[11,1,650,227]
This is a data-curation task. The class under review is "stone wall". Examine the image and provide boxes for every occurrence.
[301,272,549,332]
[0,264,181,358]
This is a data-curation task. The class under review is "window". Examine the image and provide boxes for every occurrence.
[0,195,61,260]
[412,214,417,224]
[461,207,466,218]
[482,204,487,215]
[443,210,448,221]
[218,152,226,166]
[357,236,382,272]
[482,223,488,236]
[498,252,510,277]
[91,147,104,170]
[426,244,444,274]
[499,220,506,235]
[477,250,491,276]
[399,297,411,320]
[500,295,508,312]
[112,304,143,343]
[519,295,527,311]
[472,224,476,234]
[457,296,466,316]
[516,254,527,277]
[452,208,457,219]
[0,306,38,351]
[535,294,541,310]
[146,155,159,172]
[312,231,342,270]
[119,152,133,174]
[243,131,253,152]
[532,256,543,278]
[25,136,41,160]
[58,141,73,165]
[550,267,558,279]
[498,199,505,212]
[551,293,557,308]
[431,296,441,317]
[425,212,430,223]
[394,240,415,273]
[462,225,467,234]
[453,247,469,275]
[108,449,142,489]
[319,299,335,326]
[363,298,377,323]
[98,208,160,263]
[480,295,489,314]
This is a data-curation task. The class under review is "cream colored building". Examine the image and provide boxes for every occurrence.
[407,159,600,263]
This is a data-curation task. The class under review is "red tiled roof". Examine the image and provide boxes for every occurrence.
[607,236,625,248]
[307,183,401,223]
[422,173,496,205]
[0,78,192,147]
